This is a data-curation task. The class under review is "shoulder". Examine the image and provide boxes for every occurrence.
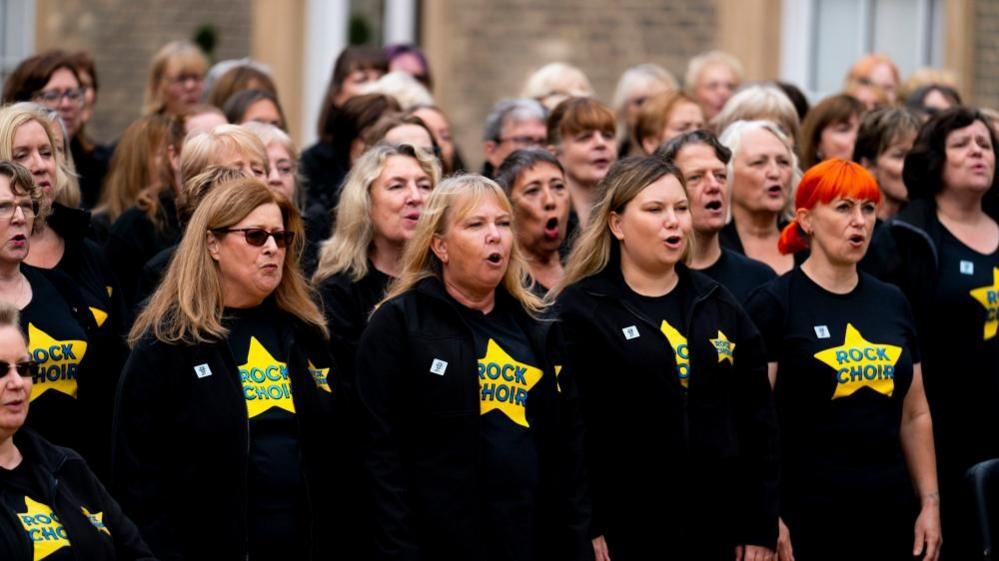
[858,272,909,305]
[723,249,777,279]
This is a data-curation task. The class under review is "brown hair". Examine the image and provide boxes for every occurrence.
[546,97,616,146]
[800,94,865,169]
[316,47,388,139]
[207,65,277,109]
[634,90,701,151]
[144,41,208,115]
[0,160,43,235]
[1,51,80,105]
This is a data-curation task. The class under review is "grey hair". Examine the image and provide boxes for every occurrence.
[718,119,802,221]
[611,63,678,114]
[483,98,547,142]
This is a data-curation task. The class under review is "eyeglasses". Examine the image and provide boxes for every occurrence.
[213,228,295,248]
[0,360,39,379]
[0,201,38,220]
[32,88,85,107]
[498,135,547,147]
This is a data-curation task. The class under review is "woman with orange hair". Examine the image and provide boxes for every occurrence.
[746,159,941,561]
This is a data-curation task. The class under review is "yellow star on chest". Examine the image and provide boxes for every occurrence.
[80,506,111,537]
[970,267,999,341]
[239,336,295,418]
[710,330,735,364]
[814,323,902,400]
[88,307,108,328]
[308,360,331,393]
[27,323,87,402]
[478,338,543,428]
[660,320,691,388]
[17,496,71,560]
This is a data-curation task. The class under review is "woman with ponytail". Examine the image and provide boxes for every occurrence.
[746,159,940,561]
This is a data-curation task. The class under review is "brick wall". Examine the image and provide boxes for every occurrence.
[37,0,253,143]
[425,0,719,169]
[973,0,999,110]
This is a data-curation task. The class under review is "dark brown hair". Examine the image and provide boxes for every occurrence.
[1,51,81,104]
[547,97,616,146]
[206,65,278,109]
[800,94,865,169]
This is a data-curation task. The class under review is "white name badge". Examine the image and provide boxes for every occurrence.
[194,363,213,379]
[960,260,975,275]
[429,358,448,376]
[622,325,640,340]
[814,325,831,339]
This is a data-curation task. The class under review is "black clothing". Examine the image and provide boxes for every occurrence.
[135,246,175,307]
[858,218,898,281]
[317,266,391,382]
[355,278,591,561]
[0,429,154,561]
[71,136,112,210]
[300,141,348,212]
[104,194,181,313]
[302,201,333,278]
[746,269,920,558]
[620,278,690,388]
[695,248,777,304]
[555,262,778,560]
[719,220,807,267]
[480,161,496,180]
[112,301,339,561]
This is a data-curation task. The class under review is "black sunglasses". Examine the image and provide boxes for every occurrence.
[213,228,295,248]
[0,360,39,379]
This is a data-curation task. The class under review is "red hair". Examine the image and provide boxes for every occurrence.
[778,159,881,254]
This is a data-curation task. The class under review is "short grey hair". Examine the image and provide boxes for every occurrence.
[483,98,547,142]
[718,119,802,220]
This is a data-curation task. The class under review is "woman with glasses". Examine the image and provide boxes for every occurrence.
[114,178,339,561]
[144,41,208,117]
[3,51,109,208]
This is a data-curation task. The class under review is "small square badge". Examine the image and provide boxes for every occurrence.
[194,363,213,379]
[622,325,640,340]
[429,359,448,376]
[960,260,975,275]
[814,325,831,339]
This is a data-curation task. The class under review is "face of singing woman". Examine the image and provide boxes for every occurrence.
[432,191,514,297]
[610,173,692,275]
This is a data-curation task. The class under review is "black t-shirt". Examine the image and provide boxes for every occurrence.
[225,306,307,560]
[0,461,74,561]
[19,266,89,453]
[696,248,777,304]
[458,301,541,561]
[622,275,691,389]
[746,268,919,505]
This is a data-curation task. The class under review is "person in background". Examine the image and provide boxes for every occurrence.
[143,40,208,117]
[657,130,777,303]
[844,53,901,105]
[385,43,433,90]
[853,106,921,221]
[409,104,465,174]
[633,90,706,155]
[361,114,438,156]
[222,89,286,130]
[481,98,548,179]
[183,103,228,136]
[775,81,811,123]
[905,84,963,120]
[494,149,570,294]
[204,60,277,109]
[521,62,595,110]
[68,50,113,209]
[358,71,433,111]
[612,63,678,157]
[799,94,865,170]
[685,50,744,122]
[316,46,387,132]
[711,84,801,151]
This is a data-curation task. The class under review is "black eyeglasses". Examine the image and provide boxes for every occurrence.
[32,88,85,107]
[213,228,295,248]
[0,201,38,220]
[0,360,39,379]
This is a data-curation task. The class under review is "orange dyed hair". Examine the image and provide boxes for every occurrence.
[778,158,881,254]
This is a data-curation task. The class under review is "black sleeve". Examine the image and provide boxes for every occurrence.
[318,278,364,384]
[744,286,785,364]
[71,458,157,561]
[354,301,422,561]
[893,285,922,365]
[104,222,144,313]
[111,338,182,561]
[731,303,780,550]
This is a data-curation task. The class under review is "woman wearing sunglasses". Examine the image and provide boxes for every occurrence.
[114,178,339,561]
[0,299,155,561]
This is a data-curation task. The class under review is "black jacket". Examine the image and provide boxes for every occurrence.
[300,141,348,212]
[0,429,154,561]
[103,194,180,313]
[355,277,591,561]
[317,266,390,383]
[555,263,779,557]
[71,136,112,210]
[111,304,341,561]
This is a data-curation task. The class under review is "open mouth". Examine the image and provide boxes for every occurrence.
[766,185,783,195]
[543,217,560,240]
[705,200,722,211]
[848,234,865,246]
[665,235,683,248]
[486,252,503,264]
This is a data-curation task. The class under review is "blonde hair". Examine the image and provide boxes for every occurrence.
[844,53,900,102]
[521,63,595,110]
[381,174,544,314]
[312,143,441,284]
[129,178,326,346]
[0,103,74,221]
[684,50,744,91]
[242,121,304,207]
[27,104,81,209]
[180,124,268,184]
[144,41,208,115]
[550,156,687,299]
[900,67,959,101]
[719,119,802,221]
[710,84,801,150]
[358,71,434,111]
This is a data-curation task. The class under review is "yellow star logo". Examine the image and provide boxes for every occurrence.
[81,506,111,537]
[554,364,563,393]
[478,338,543,428]
[88,307,108,328]
[239,336,295,418]
[814,323,902,400]
[970,267,999,341]
[308,360,331,393]
[660,320,690,388]
[710,330,735,364]
[27,323,87,402]
[17,496,71,560]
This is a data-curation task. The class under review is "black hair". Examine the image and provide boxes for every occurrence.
[655,129,732,165]
[903,106,999,200]
[494,149,565,195]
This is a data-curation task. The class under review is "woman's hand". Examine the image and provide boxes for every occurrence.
[592,535,610,561]
[735,544,774,561]
[913,500,941,561]
[776,518,794,561]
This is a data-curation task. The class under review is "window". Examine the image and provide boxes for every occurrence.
[0,0,35,90]
[781,0,944,99]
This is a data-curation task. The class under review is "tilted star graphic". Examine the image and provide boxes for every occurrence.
[710,330,735,364]
[478,338,542,428]
[660,320,690,388]
[239,336,295,418]
[18,496,71,560]
[308,360,331,393]
[81,506,111,536]
[89,307,108,328]
[27,323,87,402]
[970,267,999,341]
[814,323,901,400]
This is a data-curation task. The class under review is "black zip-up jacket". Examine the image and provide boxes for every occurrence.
[355,277,592,561]
[555,263,779,557]
[0,429,154,561]
[111,304,341,561]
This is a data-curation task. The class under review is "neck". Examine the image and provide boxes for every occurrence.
[369,237,405,278]
[222,286,266,309]
[442,273,495,313]
[0,260,20,283]
[688,229,722,269]
[936,190,986,224]
[620,257,679,297]
[0,434,20,470]
[801,251,858,294]
[568,176,596,227]
[731,204,779,238]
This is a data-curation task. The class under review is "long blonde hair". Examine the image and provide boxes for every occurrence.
[312,143,441,284]
[549,156,687,299]
[381,174,545,315]
[0,104,74,219]
[129,178,327,346]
